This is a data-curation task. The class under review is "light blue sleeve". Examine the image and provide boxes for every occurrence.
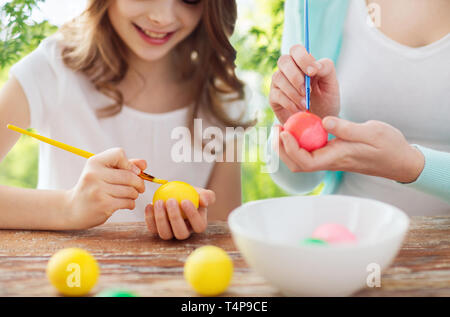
[281,0,302,55]
[399,145,450,204]
[282,0,350,61]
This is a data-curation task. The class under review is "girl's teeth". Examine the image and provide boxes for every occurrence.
[143,30,167,39]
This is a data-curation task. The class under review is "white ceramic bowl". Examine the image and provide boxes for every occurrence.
[228,195,410,296]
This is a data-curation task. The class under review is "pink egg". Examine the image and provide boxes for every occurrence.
[283,112,328,152]
[311,223,357,244]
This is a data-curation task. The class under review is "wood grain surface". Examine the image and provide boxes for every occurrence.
[0,217,448,297]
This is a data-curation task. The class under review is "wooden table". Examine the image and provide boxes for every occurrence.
[0,217,449,297]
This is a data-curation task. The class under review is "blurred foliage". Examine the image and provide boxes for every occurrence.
[234,0,285,96]
[232,0,288,202]
[0,134,38,188]
[0,0,56,68]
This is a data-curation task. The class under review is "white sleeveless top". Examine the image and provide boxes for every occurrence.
[335,0,450,215]
[10,36,248,222]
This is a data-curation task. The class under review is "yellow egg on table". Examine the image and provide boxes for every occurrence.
[184,246,233,296]
[153,181,199,219]
[46,248,99,296]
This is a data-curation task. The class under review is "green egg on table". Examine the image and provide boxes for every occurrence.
[96,289,139,297]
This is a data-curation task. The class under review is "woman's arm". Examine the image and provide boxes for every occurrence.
[276,116,450,205]
[399,145,450,204]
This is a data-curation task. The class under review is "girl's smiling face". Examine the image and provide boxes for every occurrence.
[108,0,203,62]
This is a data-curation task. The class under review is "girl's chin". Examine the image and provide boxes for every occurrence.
[133,47,173,63]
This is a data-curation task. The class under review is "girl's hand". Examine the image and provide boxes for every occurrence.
[270,44,340,124]
[144,188,216,240]
[64,148,146,230]
[274,117,425,183]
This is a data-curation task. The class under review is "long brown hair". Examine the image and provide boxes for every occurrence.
[59,0,255,129]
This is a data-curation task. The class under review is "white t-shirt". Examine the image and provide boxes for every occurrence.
[10,36,248,222]
[335,0,450,215]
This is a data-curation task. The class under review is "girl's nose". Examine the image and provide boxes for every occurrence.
[147,0,176,27]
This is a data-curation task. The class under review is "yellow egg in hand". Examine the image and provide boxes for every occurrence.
[46,248,99,296]
[153,181,200,219]
[184,246,233,296]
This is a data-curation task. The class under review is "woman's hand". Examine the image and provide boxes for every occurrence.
[64,148,146,230]
[274,116,425,183]
[270,44,340,124]
[144,188,216,240]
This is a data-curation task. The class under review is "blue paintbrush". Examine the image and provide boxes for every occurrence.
[304,0,310,112]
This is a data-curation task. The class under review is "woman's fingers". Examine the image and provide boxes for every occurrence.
[315,58,336,79]
[280,131,348,172]
[280,131,316,171]
[272,126,302,172]
[153,200,174,240]
[272,70,306,106]
[289,44,321,76]
[277,54,305,92]
[269,87,299,115]
[181,200,207,234]
[166,199,191,240]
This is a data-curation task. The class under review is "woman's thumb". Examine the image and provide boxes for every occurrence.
[322,116,368,143]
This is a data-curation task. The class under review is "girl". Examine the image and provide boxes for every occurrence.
[269,0,450,215]
[0,0,250,239]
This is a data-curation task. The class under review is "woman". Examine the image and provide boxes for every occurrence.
[268,0,450,215]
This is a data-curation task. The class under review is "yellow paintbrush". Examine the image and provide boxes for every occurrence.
[7,124,168,185]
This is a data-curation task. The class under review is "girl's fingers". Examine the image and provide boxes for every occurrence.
[198,207,207,223]
[112,198,136,211]
[94,148,141,175]
[102,168,145,193]
[198,189,216,208]
[289,44,321,77]
[104,183,139,200]
[129,159,147,172]
[166,199,191,240]
[154,200,174,240]
[144,204,158,235]
[277,55,305,92]
[181,200,207,234]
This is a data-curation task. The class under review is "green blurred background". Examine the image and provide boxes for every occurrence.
[0,0,321,201]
